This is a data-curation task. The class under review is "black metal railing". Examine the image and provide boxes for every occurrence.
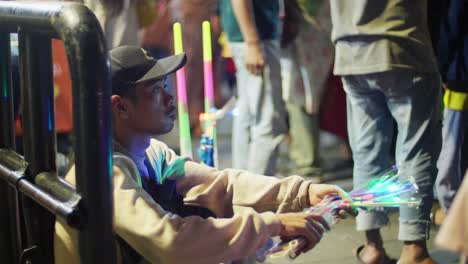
[0,2,116,263]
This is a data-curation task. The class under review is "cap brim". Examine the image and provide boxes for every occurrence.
[136,53,187,83]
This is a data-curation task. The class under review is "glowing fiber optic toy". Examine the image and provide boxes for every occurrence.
[263,165,421,261]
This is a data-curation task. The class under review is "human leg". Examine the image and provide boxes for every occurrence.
[436,108,468,212]
[246,41,287,175]
[342,74,396,263]
[286,103,321,176]
[280,44,321,177]
[386,71,442,264]
[229,41,287,175]
[229,42,256,171]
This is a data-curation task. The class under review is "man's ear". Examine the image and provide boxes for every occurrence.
[111,95,129,119]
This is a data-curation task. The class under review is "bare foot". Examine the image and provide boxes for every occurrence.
[356,244,386,264]
[397,256,436,264]
[399,241,436,264]
[356,229,396,264]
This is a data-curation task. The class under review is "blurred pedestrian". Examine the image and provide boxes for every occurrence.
[82,0,157,48]
[220,0,288,176]
[280,0,333,180]
[434,0,468,213]
[330,1,442,263]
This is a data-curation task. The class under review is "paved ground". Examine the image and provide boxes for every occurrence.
[266,212,459,264]
[157,117,459,264]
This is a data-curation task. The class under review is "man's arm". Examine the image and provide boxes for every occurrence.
[111,160,277,263]
[112,158,327,263]
[54,157,327,264]
[176,163,312,216]
[153,139,325,216]
[230,0,265,76]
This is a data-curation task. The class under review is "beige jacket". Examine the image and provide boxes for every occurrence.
[54,139,312,264]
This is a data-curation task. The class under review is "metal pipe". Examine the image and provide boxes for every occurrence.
[19,31,56,264]
[0,31,20,264]
[0,3,116,263]
[35,172,80,207]
[0,2,62,37]
[0,183,21,263]
[54,5,116,264]
[19,32,56,174]
[17,180,79,227]
[0,162,22,187]
[0,148,28,174]
[0,34,14,147]
[0,163,80,226]
[35,172,82,226]
[0,150,82,227]
[0,149,28,185]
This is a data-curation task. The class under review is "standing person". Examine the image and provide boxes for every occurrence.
[82,0,156,48]
[434,0,468,213]
[280,0,333,180]
[220,0,288,176]
[54,46,355,264]
[330,1,442,264]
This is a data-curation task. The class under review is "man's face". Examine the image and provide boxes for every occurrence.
[123,77,176,135]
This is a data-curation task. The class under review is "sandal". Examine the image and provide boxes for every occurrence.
[354,244,397,264]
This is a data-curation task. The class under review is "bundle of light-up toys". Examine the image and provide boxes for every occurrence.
[261,165,421,261]
[198,97,236,167]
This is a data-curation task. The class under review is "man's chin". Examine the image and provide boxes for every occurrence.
[160,123,175,135]
[148,121,175,136]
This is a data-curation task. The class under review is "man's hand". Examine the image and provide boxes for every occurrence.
[277,212,329,253]
[230,0,264,76]
[308,184,357,217]
[245,42,265,76]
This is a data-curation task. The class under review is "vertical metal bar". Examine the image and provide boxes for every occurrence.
[0,3,117,263]
[62,9,116,260]
[0,35,14,147]
[19,31,56,264]
[0,32,20,264]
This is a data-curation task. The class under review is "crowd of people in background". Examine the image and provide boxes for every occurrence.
[8,0,468,263]
[87,0,468,263]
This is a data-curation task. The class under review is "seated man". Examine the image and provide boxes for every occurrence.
[54,46,355,264]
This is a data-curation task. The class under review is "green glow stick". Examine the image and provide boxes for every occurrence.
[173,22,193,158]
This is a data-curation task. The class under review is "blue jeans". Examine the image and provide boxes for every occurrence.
[229,41,287,176]
[436,108,468,212]
[342,70,442,241]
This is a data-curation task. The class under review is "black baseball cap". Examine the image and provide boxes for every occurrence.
[110,46,186,94]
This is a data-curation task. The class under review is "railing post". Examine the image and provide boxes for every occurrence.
[0,3,117,263]
[0,32,21,264]
[60,13,116,263]
[18,31,56,263]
